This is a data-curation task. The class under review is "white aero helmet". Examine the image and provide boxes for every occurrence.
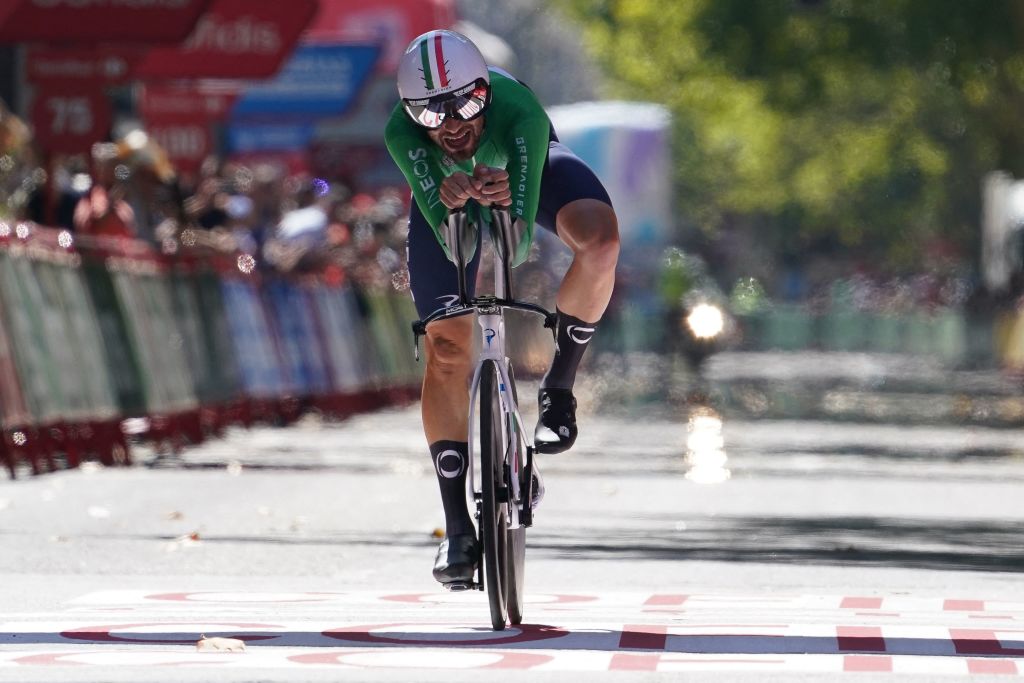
[398,30,492,129]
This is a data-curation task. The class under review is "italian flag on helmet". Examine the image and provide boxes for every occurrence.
[398,29,490,101]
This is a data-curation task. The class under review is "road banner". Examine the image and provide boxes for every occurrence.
[0,0,211,43]
[132,0,319,80]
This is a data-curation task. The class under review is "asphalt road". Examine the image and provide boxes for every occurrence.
[2,356,1024,682]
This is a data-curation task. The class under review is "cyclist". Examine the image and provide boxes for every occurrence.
[385,30,619,586]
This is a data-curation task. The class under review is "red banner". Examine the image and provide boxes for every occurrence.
[132,0,319,80]
[139,86,235,122]
[0,0,20,28]
[303,0,456,72]
[147,123,212,175]
[138,86,235,175]
[0,0,212,44]
[26,47,145,85]
[30,86,112,154]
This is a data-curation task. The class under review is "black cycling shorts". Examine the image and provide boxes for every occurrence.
[406,140,612,319]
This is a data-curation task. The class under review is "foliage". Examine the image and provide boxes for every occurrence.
[556,0,1024,266]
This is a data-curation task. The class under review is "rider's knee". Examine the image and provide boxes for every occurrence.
[587,217,620,271]
[425,318,474,375]
[557,200,620,271]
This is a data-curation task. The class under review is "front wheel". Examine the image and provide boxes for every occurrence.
[504,362,526,625]
[479,359,508,630]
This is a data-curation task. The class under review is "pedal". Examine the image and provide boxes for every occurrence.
[443,581,476,592]
[522,445,535,527]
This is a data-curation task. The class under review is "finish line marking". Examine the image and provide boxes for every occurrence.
[0,591,1020,675]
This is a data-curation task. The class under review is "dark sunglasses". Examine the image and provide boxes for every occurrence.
[402,80,491,129]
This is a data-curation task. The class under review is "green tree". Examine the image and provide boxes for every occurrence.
[557,0,1024,268]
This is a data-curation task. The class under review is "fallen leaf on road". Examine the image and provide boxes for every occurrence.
[164,531,201,552]
[165,511,184,521]
[196,636,246,653]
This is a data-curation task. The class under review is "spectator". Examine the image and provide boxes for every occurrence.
[184,156,231,230]
[73,143,136,239]
[114,129,179,243]
[263,176,331,272]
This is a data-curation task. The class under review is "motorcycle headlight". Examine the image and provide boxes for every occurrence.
[686,303,725,339]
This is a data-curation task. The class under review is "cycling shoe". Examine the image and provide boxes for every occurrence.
[534,388,578,454]
[432,533,479,584]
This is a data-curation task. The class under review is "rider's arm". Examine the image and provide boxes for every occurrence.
[384,107,450,230]
[502,96,550,267]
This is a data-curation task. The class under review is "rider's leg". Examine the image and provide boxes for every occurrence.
[554,198,620,325]
[543,197,620,389]
[421,315,476,537]
[423,317,481,584]
[531,140,620,453]
[407,202,482,582]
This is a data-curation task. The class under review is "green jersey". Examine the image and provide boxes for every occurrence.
[384,69,551,267]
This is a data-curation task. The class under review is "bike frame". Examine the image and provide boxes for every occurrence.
[412,206,555,533]
[465,292,530,530]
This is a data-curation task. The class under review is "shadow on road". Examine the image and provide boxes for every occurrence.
[3,623,1022,658]
[50,511,1021,574]
[530,515,1024,573]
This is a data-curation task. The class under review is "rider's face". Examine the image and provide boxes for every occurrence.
[427,116,484,162]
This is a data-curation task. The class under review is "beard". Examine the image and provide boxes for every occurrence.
[431,119,483,162]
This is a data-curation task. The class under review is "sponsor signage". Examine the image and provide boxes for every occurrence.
[0,0,211,43]
[132,0,319,80]
[303,0,456,72]
[30,85,112,154]
[148,122,212,175]
[229,43,380,119]
[139,85,235,122]
[26,47,144,84]
[227,122,316,154]
[139,86,235,174]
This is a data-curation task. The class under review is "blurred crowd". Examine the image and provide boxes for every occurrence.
[2,102,993,317]
[1,108,410,293]
[813,271,975,316]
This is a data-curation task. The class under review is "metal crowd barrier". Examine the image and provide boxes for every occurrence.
[737,305,984,366]
[0,221,421,478]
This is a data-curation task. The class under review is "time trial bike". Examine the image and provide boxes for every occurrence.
[412,204,555,630]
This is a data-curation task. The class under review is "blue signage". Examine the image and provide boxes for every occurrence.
[231,43,381,120]
[227,123,316,153]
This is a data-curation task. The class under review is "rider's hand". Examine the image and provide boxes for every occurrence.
[473,164,512,207]
[439,172,482,210]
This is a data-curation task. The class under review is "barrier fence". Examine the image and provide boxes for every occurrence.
[0,221,421,479]
[735,304,999,367]
[598,302,1016,370]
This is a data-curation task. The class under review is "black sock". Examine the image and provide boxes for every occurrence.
[541,309,599,390]
[428,440,474,536]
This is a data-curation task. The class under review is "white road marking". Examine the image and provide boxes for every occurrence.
[1,591,1022,675]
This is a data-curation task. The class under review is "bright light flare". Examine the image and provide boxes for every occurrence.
[237,254,256,274]
[124,129,149,150]
[686,303,725,339]
[684,409,730,484]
